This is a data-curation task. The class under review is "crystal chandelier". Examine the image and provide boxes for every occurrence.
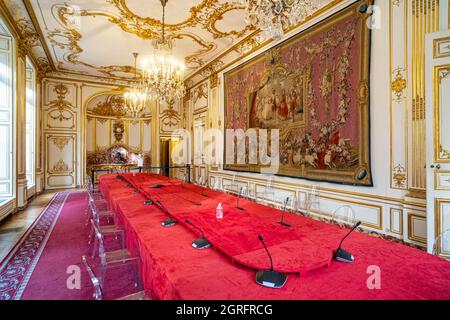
[124,52,148,117]
[142,0,185,102]
[242,0,318,40]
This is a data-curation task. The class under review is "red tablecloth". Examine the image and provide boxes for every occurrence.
[121,174,333,275]
[99,173,450,300]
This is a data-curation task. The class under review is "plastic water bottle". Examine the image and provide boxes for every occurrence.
[216,203,223,219]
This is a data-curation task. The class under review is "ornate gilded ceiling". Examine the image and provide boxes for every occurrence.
[1,0,336,83]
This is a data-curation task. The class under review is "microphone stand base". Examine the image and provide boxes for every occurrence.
[278,221,291,228]
[192,238,211,250]
[236,206,245,211]
[256,270,287,289]
[334,248,354,263]
[161,218,176,228]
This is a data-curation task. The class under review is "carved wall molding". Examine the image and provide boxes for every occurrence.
[52,159,69,173]
[52,136,70,151]
[47,83,74,122]
[160,103,181,128]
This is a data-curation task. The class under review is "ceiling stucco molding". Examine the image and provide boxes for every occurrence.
[2,0,345,88]
[1,0,53,77]
[185,0,345,89]
[17,0,258,82]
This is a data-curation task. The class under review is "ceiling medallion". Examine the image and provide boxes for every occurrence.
[124,53,148,117]
[241,0,318,40]
[142,0,186,103]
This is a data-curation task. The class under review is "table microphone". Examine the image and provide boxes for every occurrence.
[156,200,177,227]
[138,187,153,205]
[334,221,362,263]
[185,220,211,250]
[256,234,287,289]
[278,197,291,228]
[115,169,123,180]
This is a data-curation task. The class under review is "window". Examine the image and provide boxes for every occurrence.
[26,59,36,189]
[0,18,14,201]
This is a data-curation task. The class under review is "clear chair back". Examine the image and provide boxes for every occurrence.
[86,175,95,193]
[90,219,107,265]
[198,174,206,186]
[433,229,450,258]
[88,199,102,226]
[307,185,320,209]
[212,179,221,191]
[293,193,311,216]
[82,255,104,300]
[331,205,356,227]
[224,173,239,193]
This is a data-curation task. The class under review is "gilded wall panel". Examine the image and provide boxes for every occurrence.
[409,0,440,191]
[43,81,78,131]
[390,0,409,190]
[408,212,427,244]
[160,99,182,135]
[45,133,76,189]
[434,65,450,163]
[435,199,450,257]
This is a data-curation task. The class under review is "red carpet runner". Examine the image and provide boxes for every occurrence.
[0,192,137,300]
[0,193,69,300]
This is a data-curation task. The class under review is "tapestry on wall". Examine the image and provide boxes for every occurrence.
[223,1,373,186]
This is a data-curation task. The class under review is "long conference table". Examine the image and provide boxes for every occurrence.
[99,173,450,300]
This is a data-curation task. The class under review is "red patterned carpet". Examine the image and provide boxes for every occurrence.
[0,192,138,300]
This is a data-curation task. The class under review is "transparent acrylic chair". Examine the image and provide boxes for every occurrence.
[292,193,312,217]
[82,255,150,300]
[245,185,257,202]
[86,191,114,227]
[183,169,190,183]
[88,203,125,255]
[223,173,240,194]
[197,174,207,187]
[86,175,100,194]
[86,181,108,208]
[307,185,320,212]
[331,205,357,228]
[211,179,222,192]
[433,229,450,258]
[90,220,140,289]
[255,175,275,203]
